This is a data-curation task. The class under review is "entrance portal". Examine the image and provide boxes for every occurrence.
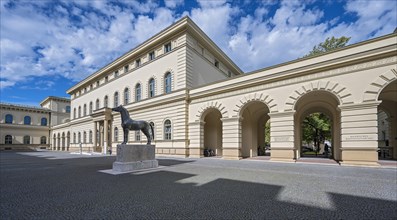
[203,109,222,157]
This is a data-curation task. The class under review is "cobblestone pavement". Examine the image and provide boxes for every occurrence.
[1,151,396,219]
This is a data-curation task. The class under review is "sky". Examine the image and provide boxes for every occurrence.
[1,0,396,107]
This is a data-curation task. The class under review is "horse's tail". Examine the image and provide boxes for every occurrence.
[149,123,154,141]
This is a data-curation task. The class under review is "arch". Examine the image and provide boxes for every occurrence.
[5,114,13,124]
[41,117,47,126]
[104,95,109,107]
[363,69,397,102]
[5,135,12,144]
[163,119,172,140]
[197,101,228,121]
[124,87,130,105]
[135,83,142,102]
[89,102,93,114]
[83,131,87,143]
[57,133,61,150]
[285,80,353,111]
[231,92,277,117]
[164,72,172,94]
[148,78,156,98]
[96,99,100,110]
[78,106,81,117]
[83,104,87,116]
[203,108,223,156]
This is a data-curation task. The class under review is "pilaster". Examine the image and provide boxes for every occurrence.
[268,111,295,162]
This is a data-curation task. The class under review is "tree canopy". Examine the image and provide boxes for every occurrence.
[304,36,351,57]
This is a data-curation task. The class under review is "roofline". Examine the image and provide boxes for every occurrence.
[40,96,70,106]
[0,102,50,112]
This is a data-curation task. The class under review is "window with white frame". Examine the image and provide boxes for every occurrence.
[149,78,155,98]
[164,120,171,140]
[23,135,30,144]
[149,51,155,61]
[114,70,119,78]
[164,72,172,94]
[83,104,87,116]
[114,92,119,107]
[135,84,141,102]
[124,65,129,73]
[135,59,141,68]
[124,88,129,105]
[164,42,171,53]
[24,116,31,125]
[5,135,12,144]
[89,102,93,114]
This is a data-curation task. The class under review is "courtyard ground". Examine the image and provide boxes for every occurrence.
[1,151,396,219]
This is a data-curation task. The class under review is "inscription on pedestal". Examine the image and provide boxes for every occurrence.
[112,144,158,172]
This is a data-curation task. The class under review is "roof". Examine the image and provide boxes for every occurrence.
[40,96,70,106]
[0,102,50,112]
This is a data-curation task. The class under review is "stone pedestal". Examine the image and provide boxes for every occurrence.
[112,144,158,172]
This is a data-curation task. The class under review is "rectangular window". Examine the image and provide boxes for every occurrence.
[149,51,155,61]
[124,65,129,73]
[135,59,141,68]
[228,71,232,77]
[114,70,119,78]
[84,88,87,93]
[164,43,171,53]
[105,76,108,82]
[96,81,100,87]
[90,84,93,90]
[215,60,219,68]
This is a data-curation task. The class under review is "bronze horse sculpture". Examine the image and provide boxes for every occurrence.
[111,105,154,145]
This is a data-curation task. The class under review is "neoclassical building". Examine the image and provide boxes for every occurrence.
[6,17,397,166]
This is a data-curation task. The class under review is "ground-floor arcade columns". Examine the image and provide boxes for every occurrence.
[103,119,108,154]
[268,112,295,162]
[93,121,98,151]
[221,117,242,160]
[339,102,381,166]
[188,120,205,158]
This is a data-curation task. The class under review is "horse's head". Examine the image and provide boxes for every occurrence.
[111,105,124,112]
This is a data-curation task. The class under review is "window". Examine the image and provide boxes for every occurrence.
[89,130,93,143]
[164,72,172,94]
[105,76,108,82]
[74,108,76,119]
[164,120,172,140]
[23,135,30,144]
[104,96,108,108]
[83,131,87,143]
[78,106,81,118]
[41,118,47,126]
[149,78,155,98]
[135,59,141,68]
[24,116,31,125]
[83,104,87,116]
[73,133,76,143]
[164,43,172,53]
[78,132,81,143]
[96,81,100,87]
[214,60,219,68]
[90,84,93,90]
[124,88,129,105]
[228,71,232,77]
[149,51,155,61]
[114,70,119,78]
[135,84,141,102]
[84,88,87,93]
[114,127,118,142]
[40,136,46,144]
[89,102,93,114]
[66,106,71,113]
[5,114,13,124]
[5,135,12,144]
[124,65,129,73]
[96,99,100,110]
[150,122,155,139]
[135,131,140,141]
[114,92,119,107]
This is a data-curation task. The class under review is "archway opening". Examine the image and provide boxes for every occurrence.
[203,109,223,157]
[241,101,270,158]
[378,79,397,160]
[294,91,340,161]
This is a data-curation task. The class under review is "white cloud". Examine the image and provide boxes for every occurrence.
[165,0,184,9]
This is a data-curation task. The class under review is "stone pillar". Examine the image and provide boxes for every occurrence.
[104,120,108,154]
[100,123,104,148]
[93,122,97,150]
[339,102,380,166]
[221,117,242,160]
[268,112,295,162]
[188,120,204,158]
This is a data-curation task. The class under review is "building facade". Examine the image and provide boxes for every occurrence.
[0,96,70,151]
[4,17,396,166]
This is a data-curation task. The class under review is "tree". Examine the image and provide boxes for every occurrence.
[304,36,351,57]
[302,113,331,156]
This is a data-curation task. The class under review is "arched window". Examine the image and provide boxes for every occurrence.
[96,99,100,110]
[150,122,155,139]
[74,108,76,119]
[78,106,81,117]
[89,130,93,143]
[148,78,155,98]
[24,116,31,125]
[83,104,87,116]
[114,92,119,107]
[164,120,171,140]
[124,88,129,105]
[73,133,76,143]
[83,131,87,143]
[135,83,141,102]
[5,135,12,144]
[78,132,81,143]
[41,117,47,126]
[5,114,13,124]
[164,72,172,94]
[104,96,108,108]
[66,106,71,113]
[40,136,46,144]
[114,127,118,142]
[89,102,93,114]
[23,135,30,144]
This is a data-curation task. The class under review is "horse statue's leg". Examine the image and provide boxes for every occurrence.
[123,128,129,144]
[142,126,151,145]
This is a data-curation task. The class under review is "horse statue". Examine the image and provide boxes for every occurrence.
[111,105,154,145]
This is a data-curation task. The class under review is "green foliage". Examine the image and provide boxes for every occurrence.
[265,120,270,145]
[302,113,331,150]
[304,36,351,57]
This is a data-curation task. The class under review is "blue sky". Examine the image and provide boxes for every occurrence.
[1,0,396,106]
